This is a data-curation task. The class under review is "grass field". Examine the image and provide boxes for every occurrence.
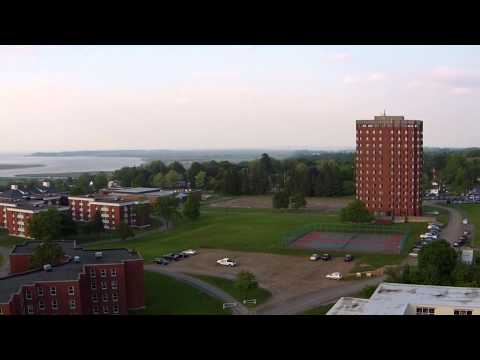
[453,204,480,246]
[188,273,272,307]
[86,207,426,271]
[131,271,231,315]
[423,205,449,225]
[88,208,340,259]
[0,229,27,247]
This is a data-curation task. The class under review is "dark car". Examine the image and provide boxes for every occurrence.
[320,254,331,261]
[164,253,182,261]
[344,254,354,262]
[171,253,183,261]
[153,257,170,265]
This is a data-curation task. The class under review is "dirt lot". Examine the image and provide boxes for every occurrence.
[207,195,352,211]
[161,249,356,305]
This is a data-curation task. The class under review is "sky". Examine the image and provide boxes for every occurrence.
[1,45,480,152]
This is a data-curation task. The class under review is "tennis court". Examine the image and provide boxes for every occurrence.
[291,230,404,254]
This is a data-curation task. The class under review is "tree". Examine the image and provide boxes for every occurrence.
[92,210,104,232]
[59,212,77,236]
[151,173,166,188]
[417,240,458,285]
[30,241,65,269]
[29,209,64,241]
[340,200,374,223]
[93,172,108,190]
[164,170,180,188]
[154,196,181,229]
[289,192,307,209]
[234,271,258,301]
[145,160,167,175]
[272,190,290,209]
[194,171,207,189]
[117,221,134,241]
[168,161,186,176]
[182,193,200,220]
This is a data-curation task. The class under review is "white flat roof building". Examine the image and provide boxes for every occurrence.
[327,282,480,315]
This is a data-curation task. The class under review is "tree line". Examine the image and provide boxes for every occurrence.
[98,153,356,197]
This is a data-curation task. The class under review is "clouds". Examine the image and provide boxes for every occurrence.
[343,72,386,84]
[431,66,480,94]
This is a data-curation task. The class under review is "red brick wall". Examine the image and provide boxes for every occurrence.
[81,264,128,315]
[10,254,32,274]
[124,259,145,310]
[0,205,6,228]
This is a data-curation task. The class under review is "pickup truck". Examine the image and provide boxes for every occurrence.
[216,258,237,267]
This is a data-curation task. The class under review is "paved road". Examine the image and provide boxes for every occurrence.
[144,265,250,315]
[424,201,463,245]
[0,246,11,278]
[255,276,385,315]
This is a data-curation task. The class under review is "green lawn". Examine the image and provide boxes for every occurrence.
[87,208,340,260]
[131,271,231,315]
[423,205,450,226]
[86,208,426,271]
[0,229,27,247]
[188,273,272,307]
[453,204,480,246]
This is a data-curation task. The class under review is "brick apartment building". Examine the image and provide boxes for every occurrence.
[0,240,145,315]
[0,183,70,238]
[68,195,151,230]
[355,115,423,217]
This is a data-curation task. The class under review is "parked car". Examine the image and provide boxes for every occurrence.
[325,272,342,280]
[162,254,175,261]
[463,219,469,225]
[453,241,463,248]
[411,247,421,253]
[164,253,182,261]
[216,258,237,267]
[153,257,170,265]
[344,254,354,262]
[464,231,470,236]
[409,252,419,258]
[181,249,198,256]
[320,254,331,261]
[420,233,438,240]
[310,253,321,261]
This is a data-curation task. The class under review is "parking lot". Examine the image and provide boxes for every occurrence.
[156,249,357,306]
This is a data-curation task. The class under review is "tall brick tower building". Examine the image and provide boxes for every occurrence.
[355,115,423,217]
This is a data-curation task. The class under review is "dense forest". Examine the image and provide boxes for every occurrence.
[109,153,355,197]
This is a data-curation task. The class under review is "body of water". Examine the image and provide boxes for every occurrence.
[0,153,145,177]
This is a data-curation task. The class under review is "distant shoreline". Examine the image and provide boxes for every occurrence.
[0,164,44,170]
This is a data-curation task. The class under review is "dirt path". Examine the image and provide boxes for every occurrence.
[144,265,249,315]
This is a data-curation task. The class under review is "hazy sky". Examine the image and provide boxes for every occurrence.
[1,45,479,152]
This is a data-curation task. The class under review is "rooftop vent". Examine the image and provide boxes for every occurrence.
[10,184,18,190]
[74,256,81,263]
[95,251,103,259]
[43,264,52,272]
